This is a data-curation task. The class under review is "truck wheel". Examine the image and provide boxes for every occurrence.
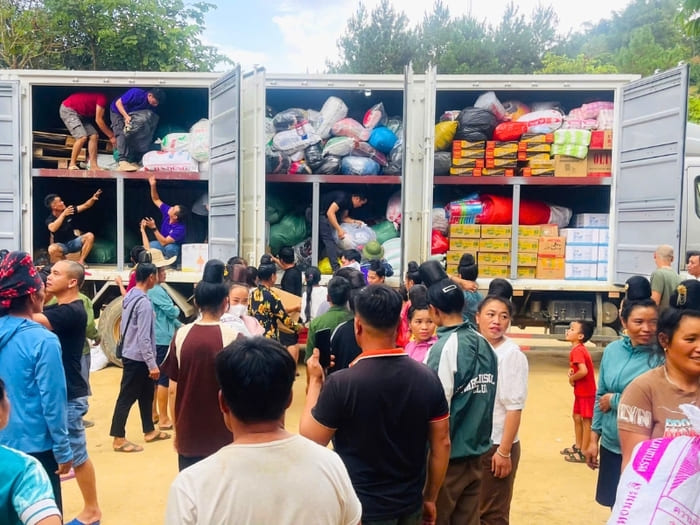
[98,296,124,367]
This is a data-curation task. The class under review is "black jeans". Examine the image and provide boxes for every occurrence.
[319,216,340,272]
[30,450,62,513]
[110,357,155,438]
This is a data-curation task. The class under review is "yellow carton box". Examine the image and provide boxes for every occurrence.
[538,236,566,257]
[449,224,481,239]
[480,225,512,238]
[517,225,542,238]
[478,252,511,266]
[479,239,510,252]
[518,253,539,267]
[518,239,539,253]
[480,265,511,278]
[517,267,537,278]
[448,238,481,251]
[536,257,565,279]
[445,250,477,265]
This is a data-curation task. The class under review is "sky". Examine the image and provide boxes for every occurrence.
[203,0,635,74]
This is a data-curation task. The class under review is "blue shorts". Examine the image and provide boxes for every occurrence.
[67,396,89,467]
[56,236,83,255]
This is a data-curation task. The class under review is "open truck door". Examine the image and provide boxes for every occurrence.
[613,64,689,282]
[0,81,21,251]
[208,67,242,261]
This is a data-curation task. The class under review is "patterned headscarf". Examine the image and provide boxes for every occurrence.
[0,251,42,310]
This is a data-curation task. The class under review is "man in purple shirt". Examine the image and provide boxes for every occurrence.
[110,87,164,172]
[141,176,187,260]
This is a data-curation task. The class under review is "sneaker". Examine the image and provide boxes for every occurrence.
[83,419,95,428]
[118,161,138,172]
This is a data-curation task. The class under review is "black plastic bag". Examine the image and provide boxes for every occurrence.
[125,109,159,153]
[384,141,402,174]
[434,152,452,176]
[272,108,307,131]
[316,155,341,174]
[265,145,290,174]
[454,107,498,142]
[305,143,324,171]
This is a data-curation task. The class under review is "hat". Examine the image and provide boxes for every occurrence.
[0,251,43,310]
[362,241,384,260]
[148,248,176,268]
[670,279,700,310]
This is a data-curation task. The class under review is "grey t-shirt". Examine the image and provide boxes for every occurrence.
[650,267,681,310]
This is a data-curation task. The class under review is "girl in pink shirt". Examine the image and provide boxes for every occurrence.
[404,302,437,362]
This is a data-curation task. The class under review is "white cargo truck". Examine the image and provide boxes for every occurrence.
[0,65,694,357]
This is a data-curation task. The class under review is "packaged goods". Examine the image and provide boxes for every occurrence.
[452,158,485,168]
[445,251,477,265]
[493,121,529,141]
[272,108,307,131]
[554,155,587,177]
[502,100,530,121]
[363,102,387,130]
[560,228,600,245]
[550,144,588,159]
[386,191,402,226]
[383,237,401,273]
[448,238,480,252]
[432,208,448,234]
[565,262,598,280]
[304,143,324,171]
[520,133,554,144]
[449,167,477,176]
[474,91,507,121]
[371,220,399,244]
[340,156,380,175]
[517,110,564,134]
[384,140,402,174]
[479,238,510,252]
[265,146,291,174]
[352,142,387,166]
[598,245,609,262]
[480,225,512,238]
[268,214,309,254]
[565,245,599,262]
[453,149,488,159]
[266,194,291,225]
[484,158,517,169]
[142,150,198,172]
[161,132,190,152]
[440,110,461,122]
[478,252,510,266]
[448,223,481,238]
[553,129,592,146]
[589,130,613,150]
[316,155,341,174]
[536,257,565,279]
[587,150,612,176]
[518,225,542,237]
[333,222,376,250]
[316,96,348,139]
[435,121,459,151]
[322,136,355,157]
[518,238,539,253]
[272,123,321,154]
[434,152,452,176]
[431,230,449,254]
[331,118,370,141]
[562,118,598,130]
[454,107,498,142]
[188,119,210,161]
[541,224,559,237]
[596,109,614,130]
[538,236,566,257]
[452,140,487,150]
[288,160,311,174]
[574,213,609,227]
[597,262,608,280]
[521,167,555,177]
[369,126,398,154]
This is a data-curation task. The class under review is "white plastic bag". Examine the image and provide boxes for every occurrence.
[188,119,210,162]
[161,133,190,152]
[316,96,348,139]
[142,150,199,172]
[474,91,508,121]
[90,345,109,372]
[333,222,377,250]
[432,208,448,234]
[383,237,401,272]
[272,123,321,154]
[517,110,564,134]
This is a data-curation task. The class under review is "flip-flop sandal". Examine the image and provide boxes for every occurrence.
[145,431,171,443]
[158,424,173,430]
[113,441,143,453]
[564,451,587,463]
[560,445,580,455]
[68,165,81,170]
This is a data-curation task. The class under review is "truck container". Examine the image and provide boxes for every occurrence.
[0,65,694,354]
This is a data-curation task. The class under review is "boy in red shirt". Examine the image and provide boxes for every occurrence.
[561,320,596,463]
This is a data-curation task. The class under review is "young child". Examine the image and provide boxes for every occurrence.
[562,320,596,463]
[459,253,482,325]
[404,301,437,362]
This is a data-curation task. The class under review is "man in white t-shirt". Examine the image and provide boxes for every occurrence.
[165,336,361,525]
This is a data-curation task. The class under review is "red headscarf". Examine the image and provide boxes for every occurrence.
[0,251,42,310]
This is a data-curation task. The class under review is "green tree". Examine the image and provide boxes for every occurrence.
[0,0,228,71]
[537,53,619,74]
[0,0,61,68]
[327,0,417,74]
[614,26,690,76]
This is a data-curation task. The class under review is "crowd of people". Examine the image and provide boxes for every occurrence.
[0,239,698,524]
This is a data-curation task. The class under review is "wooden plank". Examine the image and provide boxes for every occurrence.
[34,141,82,153]
[65,135,114,153]
[32,130,70,144]
[33,146,86,162]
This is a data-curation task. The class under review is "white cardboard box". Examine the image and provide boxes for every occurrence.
[565,262,598,280]
[565,245,599,262]
[598,245,609,262]
[597,262,608,280]
[181,243,209,272]
[598,228,610,244]
[573,213,609,228]
[561,228,599,245]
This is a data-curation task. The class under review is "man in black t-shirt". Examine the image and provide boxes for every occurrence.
[319,190,367,272]
[273,246,303,350]
[300,285,451,525]
[34,260,102,525]
[45,191,101,265]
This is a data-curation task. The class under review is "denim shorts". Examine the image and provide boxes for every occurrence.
[67,396,89,467]
[56,236,84,255]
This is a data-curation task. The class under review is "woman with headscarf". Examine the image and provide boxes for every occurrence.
[0,251,72,513]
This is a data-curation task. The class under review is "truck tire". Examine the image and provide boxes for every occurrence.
[98,296,124,367]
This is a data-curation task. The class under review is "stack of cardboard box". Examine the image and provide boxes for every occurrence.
[446,223,566,279]
[562,213,610,280]
[450,140,485,176]
[519,133,555,177]
[483,141,517,176]
[553,129,612,178]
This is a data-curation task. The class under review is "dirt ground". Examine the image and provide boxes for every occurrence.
[61,351,613,525]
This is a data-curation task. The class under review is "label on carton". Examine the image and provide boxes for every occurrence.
[538,236,566,257]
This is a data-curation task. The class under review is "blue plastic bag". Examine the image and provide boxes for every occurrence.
[368,126,398,154]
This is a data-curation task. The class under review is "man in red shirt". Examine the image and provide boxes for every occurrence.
[59,93,117,171]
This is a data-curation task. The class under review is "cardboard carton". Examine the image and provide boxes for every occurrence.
[589,129,612,150]
[480,265,511,278]
[479,238,511,252]
[536,257,565,279]
[181,243,209,272]
[518,267,537,278]
[480,225,512,238]
[518,225,542,238]
[518,253,539,267]
[445,250,477,265]
[518,239,539,253]
[587,150,612,176]
[565,262,599,280]
[565,245,599,263]
[540,224,560,237]
[554,155,587,177]
[449,224,481,238]
[478,252,511,266]
[573,213,609,228]
[560,228,600,245]
[448,238,480,252]
[538,236,566,257]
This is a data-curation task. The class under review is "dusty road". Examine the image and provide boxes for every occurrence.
[60,351,612,524]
